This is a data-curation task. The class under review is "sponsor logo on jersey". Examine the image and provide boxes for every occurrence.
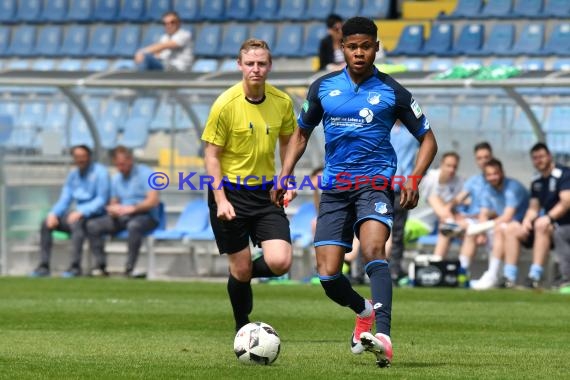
[358,108,374,123]
[329,89,341,97]
[411,98,423,118]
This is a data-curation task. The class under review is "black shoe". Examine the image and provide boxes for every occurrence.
[62,266,81,278]
[30,265,50,277]
[499,276,516,289]
[524,277,540,289]
[90,267,109,277]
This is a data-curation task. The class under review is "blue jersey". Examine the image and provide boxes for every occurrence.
[480,177,529,222]
[111,164,160,221]
[460,173,487,216]
[390,124,419,192]
[298,67,429,187]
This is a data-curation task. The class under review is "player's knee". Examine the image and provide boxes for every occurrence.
[360,243,387,263]
[266,254,292,276]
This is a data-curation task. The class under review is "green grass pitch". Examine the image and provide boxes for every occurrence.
[0,277,568,379]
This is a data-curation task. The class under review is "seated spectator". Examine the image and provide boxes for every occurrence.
[468,159,529,290]
[486,143,570,289]
[86,146,160,277]
[134,11,193,72]
[420,152,465,259]
[30,145,110,278]
[318,14,344,71]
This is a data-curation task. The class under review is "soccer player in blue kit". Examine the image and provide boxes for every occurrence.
[273,17,438,367]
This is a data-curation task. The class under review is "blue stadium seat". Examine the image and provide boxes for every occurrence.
[440,0,482,19]
[111,59,137,70]
[428,58,454,71]
[144,0,172,22]
[511,23,543,56]
[96,115,119,149]
[199,0,225,22]
[35,26,62,57]
[219,24,249,57]
[553,58,570,71]
[542,0,570,18]
[7,26,36,57]
[302,23,327,57]
[149,100,173,132]
[513,105,544,132]
[475,23,514,56]
[290,202,316,248]
[42,102,69,132]
[57,59,83,70]
[401,58,423,71]
[175,105,193,131]
[513,0,543,18]
[84,59,110,71]
[489,58,515,67]
[0,27,11,57]
[194,25,222,58]
[219,58,238,72]
[460,57,484,68]
[387,24,424,56]
[305,0,334,20]
[103,99,129,128]
[151,199,211,240]
[191,58,219,72]
[130,97,158,121]
[94,0,119,22]
[69,112,95,148]
[454,24,484,56]
[85,25,115,57]
[0,114,13,146]
[0,0,17,24]
[67,0,94,22]
[227,0,252,21]
[0,102,19,120]
[140,24,164,48]
[41,0,68,23]
[16,0,43,23]
[5,127,38,151]
[17,102,46,129]
[251,23,277,50]
[452,105,482,131]
[120,116,150,149]
[484,104,514,132]
[173,0,201,22]
[544,105,570,132]
[111,25,141,58]
[273,24,304,57]
[333,0,362,19]
[421,23,454,56]
[520,58,544,71]
[480,0,514,18]
[252,0,280,21]
[360,0,391,19]
[60,25,88,57]
[119,0,146,22]
[5,59,31,69]
[276,0,307,21]
[541,23,570,56]
[84,97,103,120]
[424,104,451,129]
[31,59,57,70]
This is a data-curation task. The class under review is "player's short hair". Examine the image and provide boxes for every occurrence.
[474,141,492,154]
[484,158,503,172]
[71,145,92,157]
[342,17,377,39]
[441,151,460,162]
[326,14,343,29]
[162,11,180,21]
[238,39,272,63]
[112,145,133,159]
[530,142,550,155]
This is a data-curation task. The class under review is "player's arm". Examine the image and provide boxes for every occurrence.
[495,207,516,225]
[522,198,540,231]
[204,142,236,220]
[427,192,453,221]
[546,189,570,222]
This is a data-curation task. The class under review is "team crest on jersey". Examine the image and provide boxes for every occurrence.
[367,92,381,105]
[359,108,374,123]
[423,118,431,130]
[411,98,423,118]
[375,202,388,214]
[302,100,309,112]
[329,89,341,97]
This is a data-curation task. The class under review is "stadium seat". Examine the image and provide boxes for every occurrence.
[252,0,280,21]
[85,25,115,57]
[219,24,249,57]
[94,0,120,22]
[553,58,570,71]
[84,59,110,71]
[140,24,164,48]
[149,100,173,132]
[103,99,129,129]
[96,115,119,149]
[290,202,316,248]
[513,0,543,18]
[42,102,69,132]
[489,58,515,67]
[227,0,252,21]
[16,0,42,23]
[333,0,362,19]
[41,0,68,23]
[387,24,424,56]
[191,58,219,72]
[120,116,150,149]
[119,0,146,22]
[5,127,37,151]
[111,25,141,58]
[31,59,57,70]
[5,59,31,69]
[484,104,514,133]
[276,0,307,21]
[428,58,454,71]
[35,26,62,57]
[112,59,137,70]
[57,59,83,70]
[454,24,484,56]
[69,113,95,148]
[520,58,545,71]
[251,23,277,50]
[0,26,11,57]
[199,0,225,22]
[424,104,451,129]
[175,105,193,131]
[17,102,46,130]
[0,114,14,146]
[0,0,17,24]
[173,0,201,22]
[304,0,334,21]
[7,26,36,57]
[421,23,454,56]
[513,105,544,132]
[360,0,391,19]
[219,58,238,71]
[151,199,211,240]
[401,58,423,71]
[480,0,514,18]
[452,105,482,131]
[510,23,544,56]
[542,0,570,18]
[475,23,514,56]
[60,25,88,57]
[273,24,304,57]
[541,23,570,56]
[440,0,482,19]
[544,105,570,132]
[129,97,158,122]
[67,0,95,22]
[144,0,172,22]
[302,23,327,57]
[193,25,222,58]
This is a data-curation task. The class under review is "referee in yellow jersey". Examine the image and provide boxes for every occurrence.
[201,39,297,332]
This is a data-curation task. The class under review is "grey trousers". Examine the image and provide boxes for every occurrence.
[86,213,158,272]
[39,215,88,270]
[553,224,570,280]
[390,192,409,278]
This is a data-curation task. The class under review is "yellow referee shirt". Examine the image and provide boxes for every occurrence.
[201,82,296,185]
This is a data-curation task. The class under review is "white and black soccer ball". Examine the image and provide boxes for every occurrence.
[233,322,281,365]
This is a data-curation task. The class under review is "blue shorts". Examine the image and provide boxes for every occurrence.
[314,185,394,251]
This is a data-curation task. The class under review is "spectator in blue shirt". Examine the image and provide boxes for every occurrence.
[86,146,160,277]
[31,145,110,278]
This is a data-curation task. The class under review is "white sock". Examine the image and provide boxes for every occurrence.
[459,255,471,270]
[358,299,373,318]
[488,257,502,278]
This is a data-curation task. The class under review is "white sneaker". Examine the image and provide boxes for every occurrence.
[472,271,499,290]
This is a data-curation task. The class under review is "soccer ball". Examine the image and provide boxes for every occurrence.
[233,322,281,365]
